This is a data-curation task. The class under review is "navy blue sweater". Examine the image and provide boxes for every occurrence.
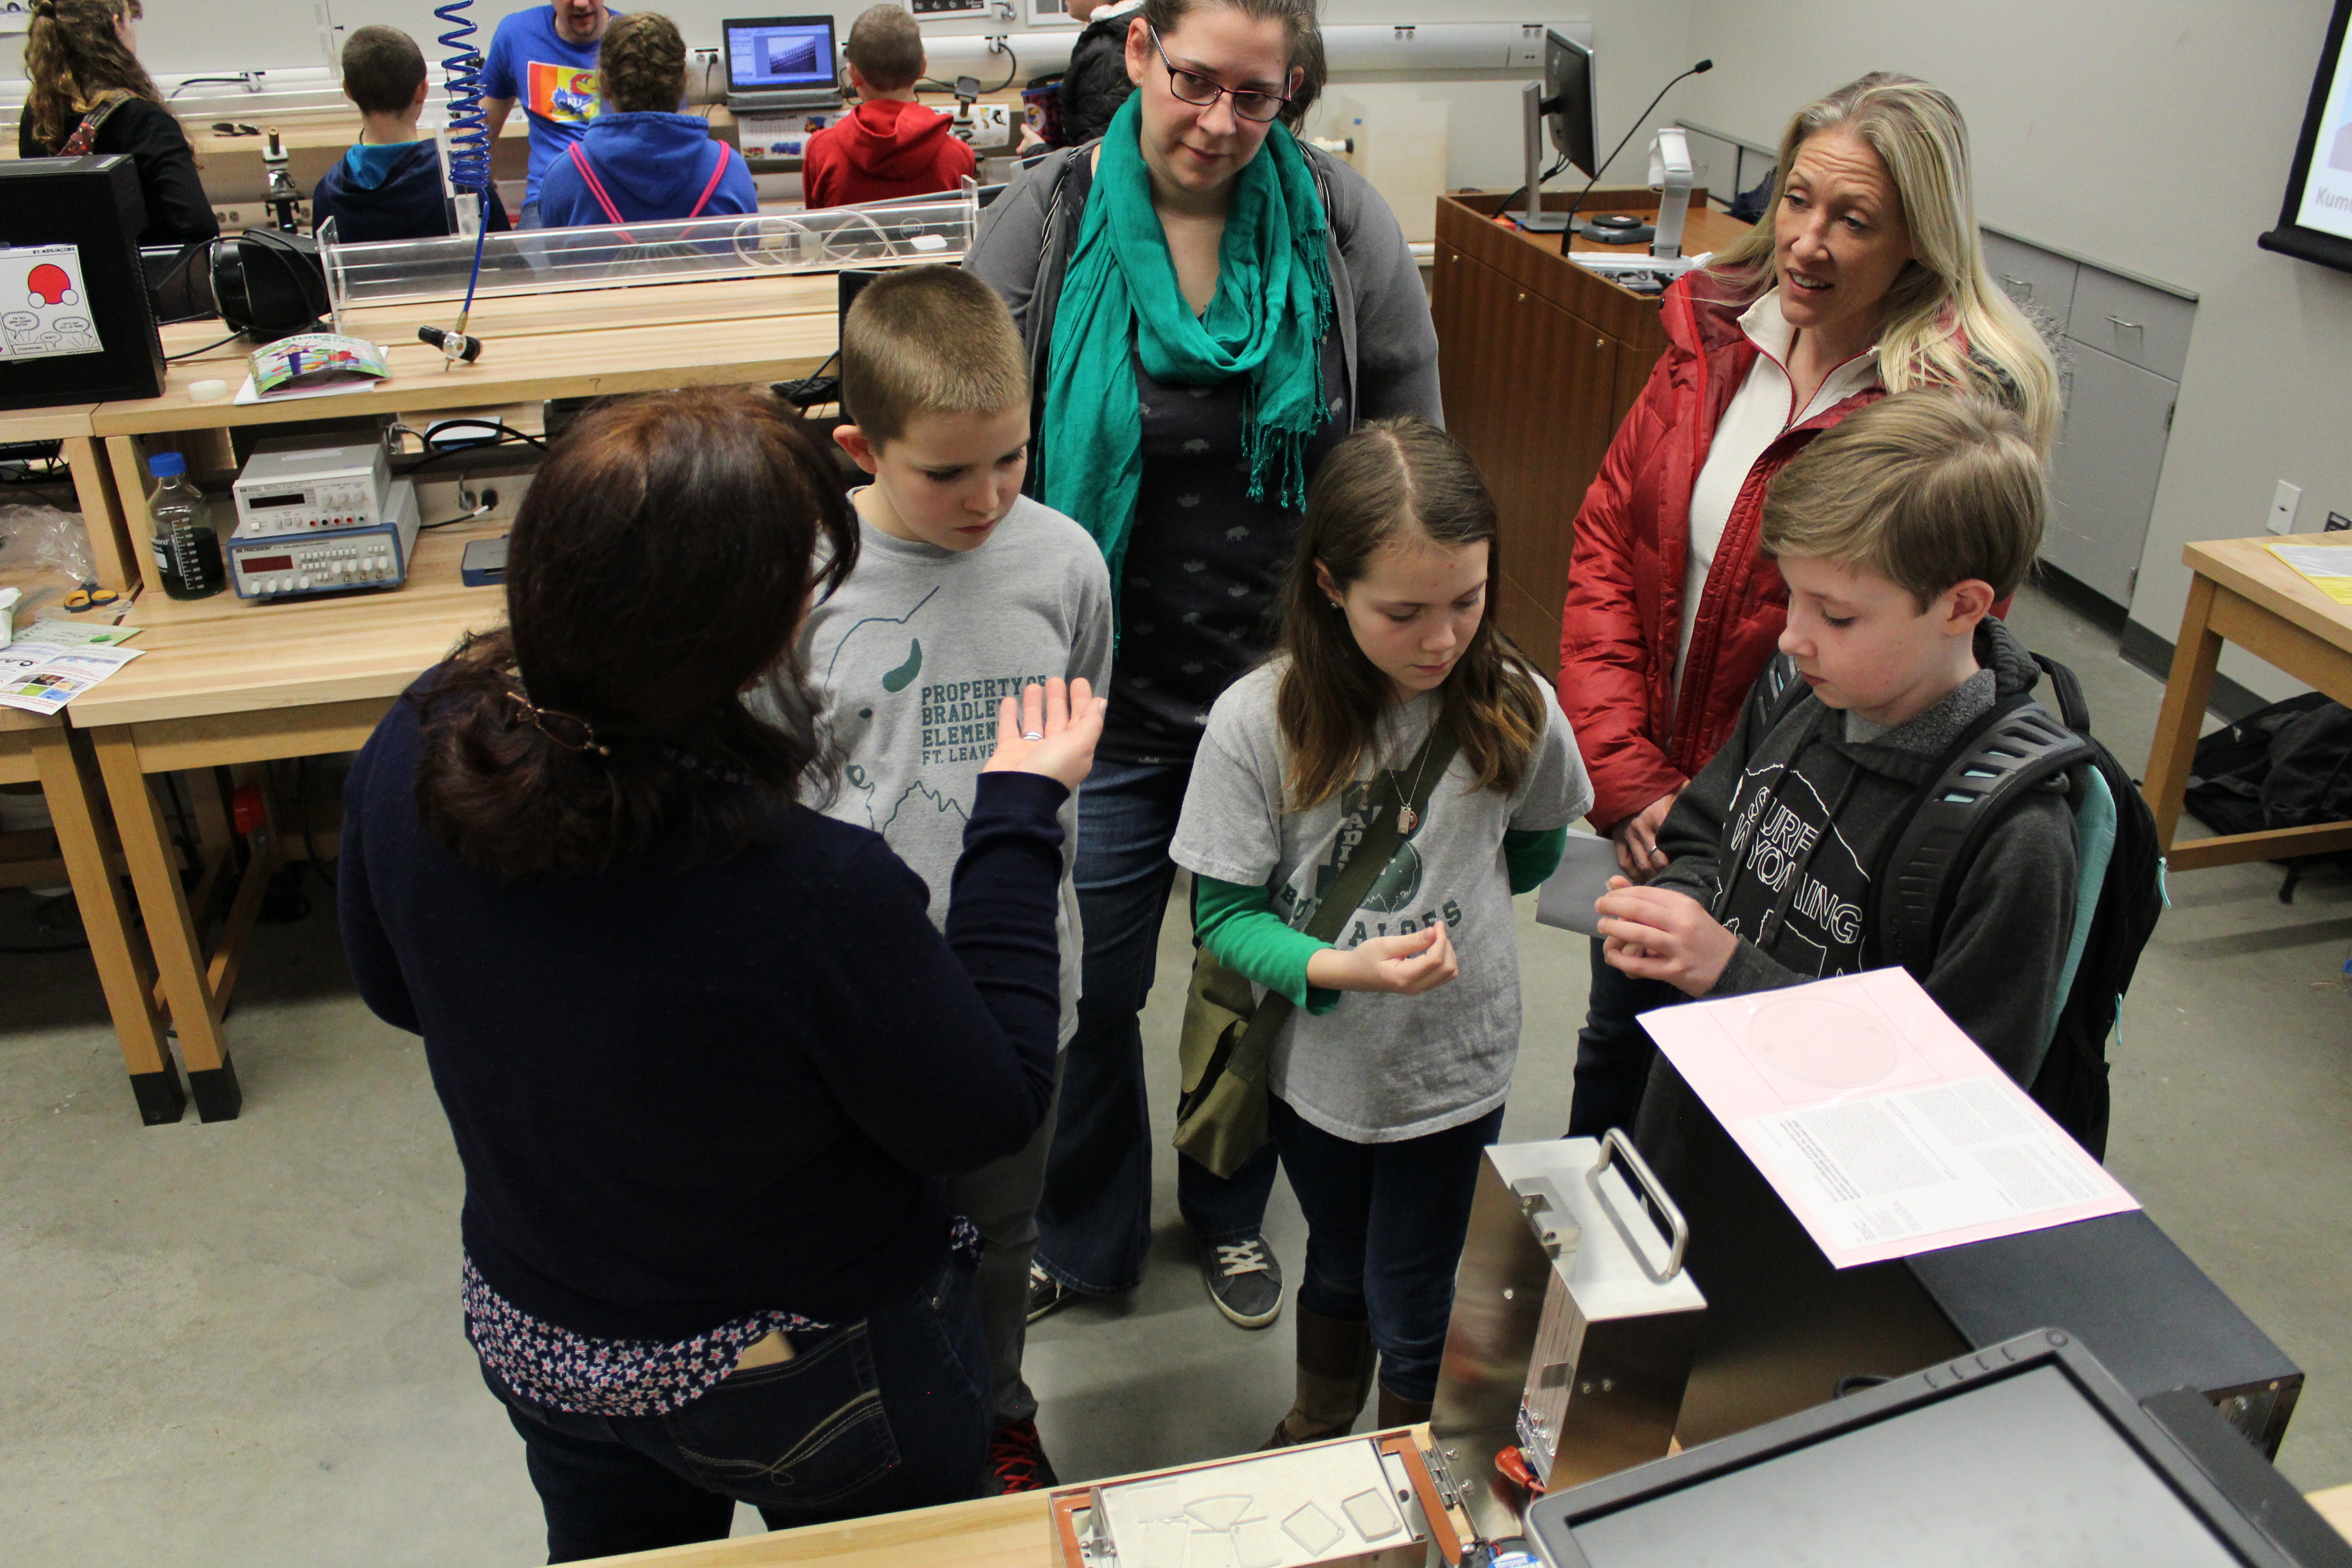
[338,682,1064,1342]
[311,141,514,245]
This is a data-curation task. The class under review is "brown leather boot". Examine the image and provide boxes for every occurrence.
[1375,1382,1434,1431]
[1260,1306,1376,1449]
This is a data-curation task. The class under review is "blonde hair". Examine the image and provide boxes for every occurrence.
[841,265,1029,445]
[1761,391,2045,608]
[1708,72,2061,456]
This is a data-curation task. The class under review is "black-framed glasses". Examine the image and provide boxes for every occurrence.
[1148,26,1290,123]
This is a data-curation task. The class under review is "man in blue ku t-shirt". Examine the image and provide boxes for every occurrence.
[480,0,622,225]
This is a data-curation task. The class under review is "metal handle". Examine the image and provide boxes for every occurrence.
[1998,273,2030,294]
[1588,1128,1689,1283]
[2106,314,2144,332]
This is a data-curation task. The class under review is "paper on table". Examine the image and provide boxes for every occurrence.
[1638,968,2137,1268]
[0,621,144,713]
[2268,541,2352,605]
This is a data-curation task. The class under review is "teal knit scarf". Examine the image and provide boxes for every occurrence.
[1041,94,1334,594]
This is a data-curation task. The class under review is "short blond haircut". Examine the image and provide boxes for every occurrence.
[845,4,925,93]
[1761,391,2044,609]
[841,266,1028,446]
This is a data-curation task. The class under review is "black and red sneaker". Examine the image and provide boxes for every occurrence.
[989,1418,1060,1494]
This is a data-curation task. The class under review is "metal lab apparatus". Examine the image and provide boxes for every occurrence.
[1430,1134,1705,1538]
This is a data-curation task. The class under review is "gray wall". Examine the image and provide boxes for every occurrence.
[6,2,1708,193]
[1677,0,2349,703]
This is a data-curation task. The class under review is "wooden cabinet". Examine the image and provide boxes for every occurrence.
[1431,194,1753,681]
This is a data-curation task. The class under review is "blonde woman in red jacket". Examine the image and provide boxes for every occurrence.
[1557,72,2058,1137]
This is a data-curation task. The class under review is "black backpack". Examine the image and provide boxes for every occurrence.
[2183,692,2352,902]
[1747,652,2164,1159]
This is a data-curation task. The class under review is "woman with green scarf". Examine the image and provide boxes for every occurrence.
[967,0,1440,1435]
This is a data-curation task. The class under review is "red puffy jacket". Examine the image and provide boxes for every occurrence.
[1558,273,1886,831]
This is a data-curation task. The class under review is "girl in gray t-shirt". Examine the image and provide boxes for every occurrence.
[1170,419,1591,1446]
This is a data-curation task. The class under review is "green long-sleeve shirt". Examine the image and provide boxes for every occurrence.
[1193,826,1567,1009]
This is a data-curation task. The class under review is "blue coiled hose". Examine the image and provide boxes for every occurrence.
[432,0,493,338]
[436,0,491,196]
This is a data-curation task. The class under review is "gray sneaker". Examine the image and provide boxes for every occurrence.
[1203,1234,1284,1328]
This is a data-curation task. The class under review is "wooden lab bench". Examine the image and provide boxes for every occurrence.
[59,268,846,1119]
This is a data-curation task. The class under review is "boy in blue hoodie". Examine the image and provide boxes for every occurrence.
[312,27,514,243]
[534,11,755,227]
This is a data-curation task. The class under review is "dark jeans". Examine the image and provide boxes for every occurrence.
[1270,1095,1506,1403]
[1567,936,1684,1138]
[1034,755,1281,1295]
[484,1257,990,1563]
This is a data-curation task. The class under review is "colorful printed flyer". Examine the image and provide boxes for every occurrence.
[1638,968,2138,1268]
[245,333,390,397]
[0,620,143,714]
[0,243,106,362]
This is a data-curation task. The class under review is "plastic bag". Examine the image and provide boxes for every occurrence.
[0,502,94,588]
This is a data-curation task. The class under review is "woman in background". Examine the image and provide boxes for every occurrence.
[20,0,218,249]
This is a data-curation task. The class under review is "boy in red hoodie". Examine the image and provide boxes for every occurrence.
[803,5,977,208]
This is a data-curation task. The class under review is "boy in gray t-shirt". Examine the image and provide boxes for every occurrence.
[797,267,1110,1492]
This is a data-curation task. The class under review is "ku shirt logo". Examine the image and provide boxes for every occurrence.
[527,61,601,122]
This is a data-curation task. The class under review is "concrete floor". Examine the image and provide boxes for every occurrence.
[1,582,2347,1565]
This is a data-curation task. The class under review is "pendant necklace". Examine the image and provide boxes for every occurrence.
[1393,720,1443,836]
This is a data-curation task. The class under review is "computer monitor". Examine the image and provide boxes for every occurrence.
[1524,1331,2352,1568]
[723,15,838,94]
[1544,29,1599,180]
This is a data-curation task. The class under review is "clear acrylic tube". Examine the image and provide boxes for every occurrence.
[320,183,980,316]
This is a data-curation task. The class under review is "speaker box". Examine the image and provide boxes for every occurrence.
[0,155,166,411]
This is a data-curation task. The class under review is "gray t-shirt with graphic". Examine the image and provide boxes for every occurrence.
[795,493,1113,1044]
[1171,660,1592,1142]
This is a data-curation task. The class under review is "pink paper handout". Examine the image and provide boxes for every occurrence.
[1638,968,2138,1268]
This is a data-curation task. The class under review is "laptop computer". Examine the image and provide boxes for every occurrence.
[723,15,844,113]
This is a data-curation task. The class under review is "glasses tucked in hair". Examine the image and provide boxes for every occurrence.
[1148,25,1289,122]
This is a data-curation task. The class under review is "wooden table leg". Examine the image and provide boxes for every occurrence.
[29,726,182,1124]
[2142,572,2223,853]
[90,729,240,1122]
[63,434,139,597]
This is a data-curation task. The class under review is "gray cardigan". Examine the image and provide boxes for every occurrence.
[963,140,1443,442]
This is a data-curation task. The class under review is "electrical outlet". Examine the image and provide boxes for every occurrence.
[2269,480,2303,535]
[2328,512,2352,533]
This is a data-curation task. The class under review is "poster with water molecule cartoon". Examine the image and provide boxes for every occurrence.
[0,244,106,362]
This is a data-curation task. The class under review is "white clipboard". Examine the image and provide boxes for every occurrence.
[1534,828,1621,937]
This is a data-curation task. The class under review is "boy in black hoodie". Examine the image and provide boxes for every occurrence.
[1596,392,2078,1102]
[312,26,512,243]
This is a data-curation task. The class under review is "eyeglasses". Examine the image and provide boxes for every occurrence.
[1148,27,1290,123]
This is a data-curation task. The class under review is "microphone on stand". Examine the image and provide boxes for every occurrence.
[1556,59,1714,251]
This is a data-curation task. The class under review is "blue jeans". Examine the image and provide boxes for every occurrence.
[1034,755,1281,1295]
[1270,1096,1506,1403]
[1567,937,1683,1138]
[484,1257,990,1563]
[518,199,543,229]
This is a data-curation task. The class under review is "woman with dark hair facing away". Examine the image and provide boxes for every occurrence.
[1556,72,2060,1141]
[339,386,1104,1561]
[19,0,218,248]
[1171,419,1588,1441]
[967,0,1441,1339]
[533,11,755,227]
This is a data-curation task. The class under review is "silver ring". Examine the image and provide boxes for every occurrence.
[1021,730,1045,742]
